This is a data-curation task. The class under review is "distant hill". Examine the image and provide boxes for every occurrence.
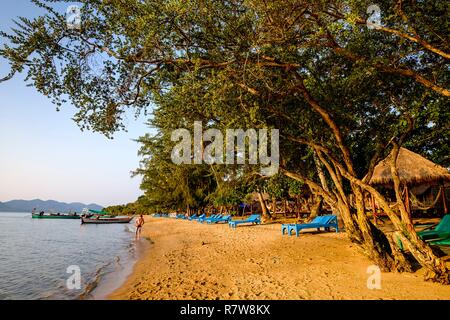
[0,202,14,212]
[0,199,103,213]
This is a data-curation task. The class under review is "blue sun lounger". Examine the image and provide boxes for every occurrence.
[417,215,450,241]
[188,214,198,221]
[228,214,261,228]
[191,213,206,221]
[189,214,206,221]
[207,214,231,224]
[282,215,338,236]
[199,214,219,223]
[201,214,222,223]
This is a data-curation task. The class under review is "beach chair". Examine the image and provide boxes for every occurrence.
[417,215,450,242]
[282,215,338,237]
[428,236,450,246]
[191,214,205,221]
[199,214,218,223]
[228,214,261,228]
[202,214,224,224]
[207,214,231,224]
[396,215,450,250]
[188,214,198,221]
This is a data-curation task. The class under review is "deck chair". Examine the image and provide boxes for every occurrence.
[228,214,261,228]
[417,215,450,241]
[193,213,207,222]
[199,214,219,223]
[190,214,205,221]
[397,215,450,249]
[282,215,338,237]
[202,214,222,223]
[207,215,231,224]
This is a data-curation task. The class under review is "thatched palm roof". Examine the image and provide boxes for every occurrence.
[368,147,450,186]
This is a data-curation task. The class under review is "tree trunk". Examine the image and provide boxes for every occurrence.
[332,151,450,282]
[389,143,449,282]
[309,195,322,220]
[314,150,330,193]
[352,185,410,271]
[257,192,271,220]
[315,150,409,271]
[282,166,402,272]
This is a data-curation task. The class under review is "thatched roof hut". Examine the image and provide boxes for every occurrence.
[368,147,450,186]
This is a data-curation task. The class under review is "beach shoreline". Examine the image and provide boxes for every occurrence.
[109,216,450,300]
[88,236,151,300]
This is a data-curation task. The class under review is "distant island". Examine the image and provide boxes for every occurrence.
[0,199,104,213]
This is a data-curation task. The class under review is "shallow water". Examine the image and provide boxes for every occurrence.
[0,212,137,300]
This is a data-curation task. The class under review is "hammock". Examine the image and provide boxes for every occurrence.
[409,187,443,211]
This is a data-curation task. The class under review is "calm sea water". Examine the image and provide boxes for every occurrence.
[0,212,139,300]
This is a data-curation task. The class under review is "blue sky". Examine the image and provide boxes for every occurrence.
[0,1,153,207]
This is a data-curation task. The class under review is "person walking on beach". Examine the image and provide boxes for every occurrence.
[135,214,145,239]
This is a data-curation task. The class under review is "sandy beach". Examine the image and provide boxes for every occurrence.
[109,216,450,300]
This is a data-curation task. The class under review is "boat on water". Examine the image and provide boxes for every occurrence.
[31,211,80,219]
[80,209,133,224]
[32,213,80,219]
[81,216,133,224]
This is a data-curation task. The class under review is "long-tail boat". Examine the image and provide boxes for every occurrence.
[31,211,80,219]
[81,216,133,224]
[80,209,133,224]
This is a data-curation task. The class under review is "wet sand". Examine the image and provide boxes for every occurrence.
[89,238,150,300]
[109,216,450,300]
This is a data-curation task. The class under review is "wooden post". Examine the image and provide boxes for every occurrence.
[272,197,276,216]
[442,185,448,214]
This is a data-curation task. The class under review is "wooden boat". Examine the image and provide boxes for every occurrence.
[81,216,133,224]
[31,213,80,219]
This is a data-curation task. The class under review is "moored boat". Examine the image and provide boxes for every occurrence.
[31,213,80,219]
[81,216,133,224]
